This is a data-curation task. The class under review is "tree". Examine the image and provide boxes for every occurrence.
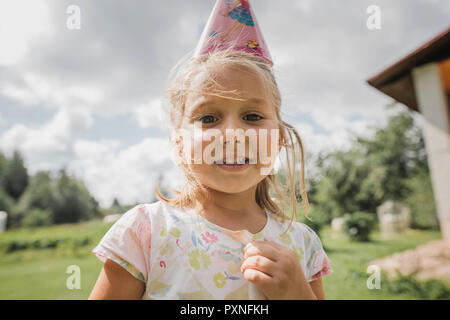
[355,108,422,201]
[52,169,101,224]
[0,151,8,188]
[0,187,14,217]
[20,171,56,211]
[311,104,433,221]
[3,150,29,200]
[313,149,372,220]
[112,197,121,208]
[12,170,57,227]
[404,165,438,229]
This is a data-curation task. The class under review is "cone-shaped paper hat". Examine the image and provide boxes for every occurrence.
[194,0,273,65]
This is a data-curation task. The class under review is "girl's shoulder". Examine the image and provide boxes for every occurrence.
[121,200,190,227]
[268,212,323,245]
[121,200,180,218]
[269,212,316,234]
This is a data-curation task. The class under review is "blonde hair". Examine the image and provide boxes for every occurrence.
[156,46,310,231]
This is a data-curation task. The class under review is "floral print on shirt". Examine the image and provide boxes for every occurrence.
[92,201,333,299]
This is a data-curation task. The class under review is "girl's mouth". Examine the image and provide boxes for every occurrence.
[214,157,251,172]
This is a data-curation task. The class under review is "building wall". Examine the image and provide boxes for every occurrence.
[412,61,450,244]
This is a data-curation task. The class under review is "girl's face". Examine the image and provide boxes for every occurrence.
[177,64,280,195]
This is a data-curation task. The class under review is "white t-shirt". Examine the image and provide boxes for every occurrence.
[92,200,333,299]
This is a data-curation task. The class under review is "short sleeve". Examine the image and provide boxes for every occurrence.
[303,225,333,282]
[92,204,151,283]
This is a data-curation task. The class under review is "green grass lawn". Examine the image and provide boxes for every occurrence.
[321,227,446,299]
[0,219,112,300]
[0,221,447,299]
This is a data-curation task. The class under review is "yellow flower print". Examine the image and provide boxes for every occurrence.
[169,227,181,238]
[279,232,292,245]
[213,272,226,288]
[292,245,304,260]
[252,232,263,241]
[159,241,174,256]
[160,227,167,237]
[188,248,212,271]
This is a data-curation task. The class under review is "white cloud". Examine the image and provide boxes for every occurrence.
[46,106,94,140]
[0,0,447,208]
[294,0,315,14]
[133,98,168,131]
[0,107,94,170]
[1,122,67,155]
[1,83,40,106]
[0,114,6,129]
[296,112,378,158]
[0,0,52,66]
[1,72,105,109]
[69,136,180,207]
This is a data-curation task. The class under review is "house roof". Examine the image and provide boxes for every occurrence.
[367,27,450,111]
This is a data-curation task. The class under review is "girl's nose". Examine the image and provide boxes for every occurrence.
[221,115,245,142]
[221,114,241,131]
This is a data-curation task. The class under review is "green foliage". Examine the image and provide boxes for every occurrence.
[21,208,54,228]
[298,205,328,236]
[0,149,103,229]
[0,234,92,255]
[345,268,450,299]
[0,187,14,215]
[49,168,101,224]
[20,171,56,211]
[3,150,29,200]
[311,105,433,224]
[356,110,419,201]
[404,166,438,229]
[343,211,376,241]
[0,152,8,187]
[313,149,372,219]
[11,171,57,228]
[0,219,109,255]
[384,271,450,299]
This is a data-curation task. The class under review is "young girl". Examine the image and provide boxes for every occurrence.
[89,2,332,301]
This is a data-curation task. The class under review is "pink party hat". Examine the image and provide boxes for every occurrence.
[194,0,273,65]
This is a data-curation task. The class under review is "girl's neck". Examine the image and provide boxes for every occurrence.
[204,186,260,212]
[195,186,265,226]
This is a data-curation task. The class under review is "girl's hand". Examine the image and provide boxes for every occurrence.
[240,240,317,300]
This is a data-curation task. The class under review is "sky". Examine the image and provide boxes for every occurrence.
[0,0,449,208]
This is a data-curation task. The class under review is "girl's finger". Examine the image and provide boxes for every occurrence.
[243,241,279,262]
[240,255,277,277]
[254,240,287,252]
[242,268,272,288]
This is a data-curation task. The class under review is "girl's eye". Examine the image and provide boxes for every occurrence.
[243,114,263,121]
[200,115,218,124]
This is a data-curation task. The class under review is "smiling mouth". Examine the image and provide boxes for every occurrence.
[213,157,250,165]
[213,157,253,172]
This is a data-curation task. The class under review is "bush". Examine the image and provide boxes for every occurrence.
[343,211,376,241]
[21,208,54,228]
[0,235,91,254]
[385,271,450,299]
[346,269,450,299]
